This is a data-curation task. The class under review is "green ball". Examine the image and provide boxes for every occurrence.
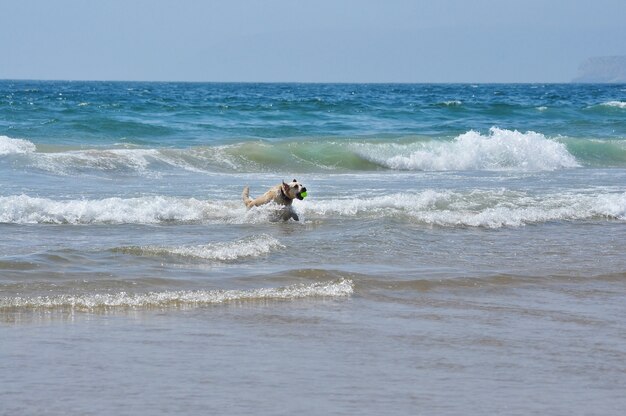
[300,191,307,198]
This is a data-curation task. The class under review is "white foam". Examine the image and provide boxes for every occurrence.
[354,128,579,171]
[116,235,284,261]
[600,101,626,109]
[2,190,624,228]
[0,194,290,225]
[305,190,452,217]
[0,195,249,225]
[302,190,626,228]
[0,135,36,155]
[0,279,354,311]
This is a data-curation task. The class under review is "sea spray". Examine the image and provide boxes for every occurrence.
[354,128,580,171]
[0,135,36,155]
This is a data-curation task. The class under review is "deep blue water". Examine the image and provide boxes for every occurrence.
[2,81,625,145]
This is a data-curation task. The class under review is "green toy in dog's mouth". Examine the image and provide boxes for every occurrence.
[295,185,307,200]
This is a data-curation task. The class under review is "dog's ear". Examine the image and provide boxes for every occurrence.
[293,179,297,183]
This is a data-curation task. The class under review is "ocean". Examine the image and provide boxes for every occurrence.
[1,81,625,415]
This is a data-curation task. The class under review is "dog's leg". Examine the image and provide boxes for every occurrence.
[283,206,299,221]
[275,208,298,222]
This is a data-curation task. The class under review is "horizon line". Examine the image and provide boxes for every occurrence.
[0,77,612,85]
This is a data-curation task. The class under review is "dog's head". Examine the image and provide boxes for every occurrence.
[282,179,307,200]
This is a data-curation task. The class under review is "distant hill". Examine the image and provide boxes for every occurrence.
[572,56,626,83]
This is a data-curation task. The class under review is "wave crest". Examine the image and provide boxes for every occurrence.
[0,279,354,311]
[0,194,300,225]
[114,235,284,261]
[0,195,244,224]
[355,128,579,171]
[0,135,36,155]
[2,190,625,228]
[1,129,588,174]
[600,101,626,109]
[303,190,626,228]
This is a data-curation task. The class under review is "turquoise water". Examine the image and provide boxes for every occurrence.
[1,81,626,415]
[3,82,625,143]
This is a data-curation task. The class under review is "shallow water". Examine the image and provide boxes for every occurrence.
[1,82,626,415]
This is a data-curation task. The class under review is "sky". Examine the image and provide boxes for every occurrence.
[1,0,625,83]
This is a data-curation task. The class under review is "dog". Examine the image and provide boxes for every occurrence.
[242,179,307,221]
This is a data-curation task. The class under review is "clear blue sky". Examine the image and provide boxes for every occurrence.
[1,0,625,82]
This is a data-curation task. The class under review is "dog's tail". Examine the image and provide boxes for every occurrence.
[242,186,252,208]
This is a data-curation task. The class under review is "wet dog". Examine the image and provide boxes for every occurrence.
[242,179,307,221]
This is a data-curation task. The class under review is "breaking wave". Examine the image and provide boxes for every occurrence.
[302,189,626,228]
[599,101,626,109]
[2,189,624,228]
[0,128,608,174]
[113,235,284,261]
[0,195,247,224]
[354,128,579,171]
[0,279,354,311]
[0,135,36,155]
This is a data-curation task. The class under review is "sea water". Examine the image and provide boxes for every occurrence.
[1,81,626,415]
